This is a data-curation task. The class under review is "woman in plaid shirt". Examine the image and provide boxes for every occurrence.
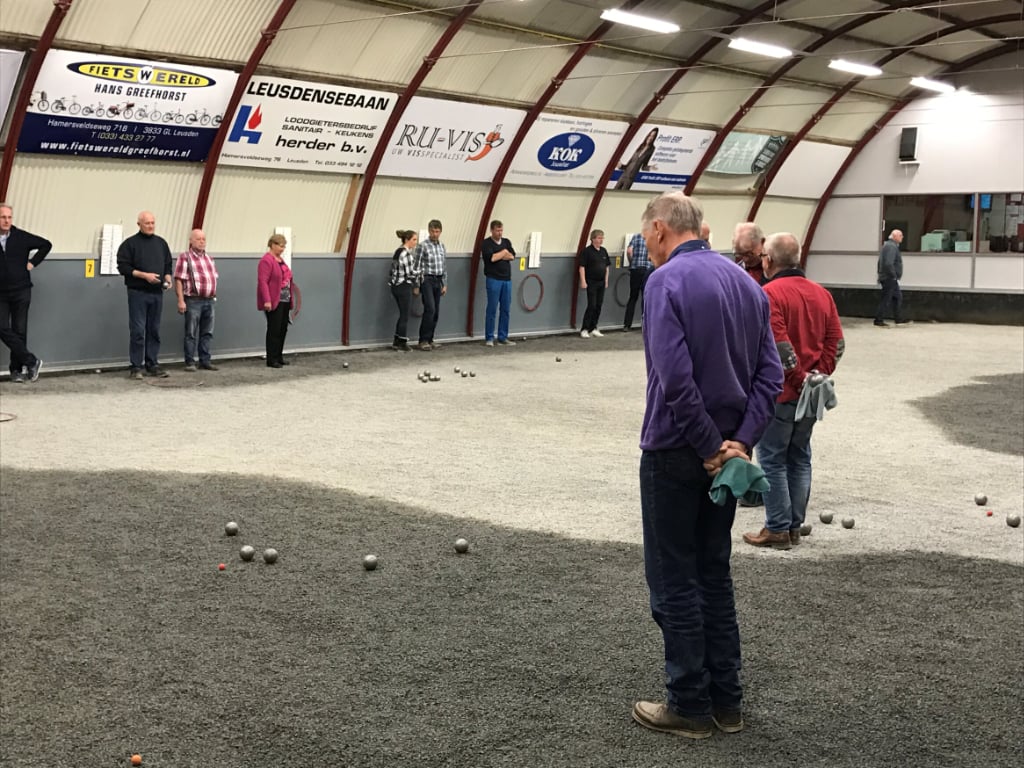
[388,230,421,351]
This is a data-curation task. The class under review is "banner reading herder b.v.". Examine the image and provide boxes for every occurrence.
[17,50,236,162]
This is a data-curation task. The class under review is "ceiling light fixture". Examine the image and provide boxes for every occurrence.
[728,37,792,59]
[829,59,883,77]
[600,8,680,34]
[910,76,956,94]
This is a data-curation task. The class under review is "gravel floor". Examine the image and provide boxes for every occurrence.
[1,319,1022,766]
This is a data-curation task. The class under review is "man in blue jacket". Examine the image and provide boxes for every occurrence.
[0,203,51,383]
[631,191,783,740]
[875,229,910,326]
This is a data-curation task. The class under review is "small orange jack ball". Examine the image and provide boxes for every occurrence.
[218,563,226,571]
[131,755,142,766]
[986,510,993,517]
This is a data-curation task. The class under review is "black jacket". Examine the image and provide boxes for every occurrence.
[117,232,173,292]
[0,226,52,294]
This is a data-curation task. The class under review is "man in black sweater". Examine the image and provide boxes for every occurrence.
[117,210,173,379]
[0,203,51,383]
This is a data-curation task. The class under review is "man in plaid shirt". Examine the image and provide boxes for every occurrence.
[173,229,219,371]
[623,231,651,332]
[413,219,447,351]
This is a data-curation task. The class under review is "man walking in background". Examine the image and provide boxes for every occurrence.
[480,219,516,347]
[743,233,844,551]
[174,228,218,372]
[632,191,782,739]
[117,210,173,379]
[732,222,765,284]
[623,230,651,332]
[579,229,610,338]
[414,219,447,351]
[875,229,910,327]
[0,202,50,383]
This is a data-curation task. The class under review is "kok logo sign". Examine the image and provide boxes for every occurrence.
[537,132,596,172]
[228,105,263,144]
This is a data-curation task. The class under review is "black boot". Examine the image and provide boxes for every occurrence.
[392,336,410,352]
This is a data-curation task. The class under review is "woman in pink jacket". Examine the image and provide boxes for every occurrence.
[256,233,292,368]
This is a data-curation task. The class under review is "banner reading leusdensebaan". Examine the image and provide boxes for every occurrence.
[220,75,396,173]
[1,49,26,130]
[608,124,717,191]
[379,96,526,183]
[506,113,627,188]
[17,50,236,162]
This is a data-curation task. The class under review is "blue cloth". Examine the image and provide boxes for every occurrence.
[795,374,837,422]
[708,457,769,507]
[484,276,511,342]
[628,233,651,270]
[640,447,742,719]
[759,401,815,532]
[641,240,783,457]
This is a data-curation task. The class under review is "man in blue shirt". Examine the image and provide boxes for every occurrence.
[622,231,650,332]
[632,192,783,740]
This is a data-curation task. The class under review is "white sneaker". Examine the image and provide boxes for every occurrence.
[580,330,590,338]
[592,329,604,337]
[485,340,494,347]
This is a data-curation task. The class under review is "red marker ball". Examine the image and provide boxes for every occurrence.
[986,510,993,517]
[218,563,226,570]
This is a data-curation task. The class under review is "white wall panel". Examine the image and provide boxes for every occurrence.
[694,173,758,194]
[205,167,352,253]
[6,155,201,253]
[810,96,891,143]
[550,51,672,117]
[757,198,816,243]
[654,70,760,128]
[358,178,489,254]
[975,256,1024,293]
[491,186,592,254]
[804,254,876,286]
[0,0,53,36]
[835,93,1024,195]
[770,142,851,199]
[812,196,882,252]
[902,254,973,289]
[700,196,758,250]
[592,194,655,254]
[738,85,828,134]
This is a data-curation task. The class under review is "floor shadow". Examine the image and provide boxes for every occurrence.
[911,372,1024,456]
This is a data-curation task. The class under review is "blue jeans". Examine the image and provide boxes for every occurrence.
[640,448,742,719]
[758,400,815,533]
[875,278,902,323]
[484,277,511,342]
[184,297,215,365]
[127,289,163,370]
[418,275,443,344]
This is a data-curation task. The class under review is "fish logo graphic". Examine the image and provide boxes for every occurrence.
[466,125,505,162]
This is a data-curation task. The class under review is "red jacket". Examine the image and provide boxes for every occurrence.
[763,269,844,403]
[256,252,293,311]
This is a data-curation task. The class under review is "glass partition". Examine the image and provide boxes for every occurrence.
[978,192,1024,253]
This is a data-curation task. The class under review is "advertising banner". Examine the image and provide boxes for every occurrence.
[608,124,717,191]
[506,113,627,188]
[17,49,237,162]
[220,75,396,173]
[706,131,788,175]
[379,96,526,183]
[1,49,25,130]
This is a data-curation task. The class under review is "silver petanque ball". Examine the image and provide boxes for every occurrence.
[469,371,476,378]
[454,367,461,374]
[262,548,279,564]
[461,371,469,378]
[974,493,988,506]
[454,538,470,554]
[819,511,834,524]
[225,521,239,536]
[841,518,855,529]
[799,524,812,536]
[239,545,255,562]
[1007,514,1022,528]
[362,554,378,571]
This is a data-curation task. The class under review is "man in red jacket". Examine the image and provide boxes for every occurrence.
[743,232,844,550]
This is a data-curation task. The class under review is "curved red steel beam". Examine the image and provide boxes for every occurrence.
[191,0,299,229]
[463,0,643,338]
[800,39,1022,265]
[570,0,783,328]
[685,0,945,195]
[342,1,483,345]
[0,0,75,200]
[749,13,1021,223]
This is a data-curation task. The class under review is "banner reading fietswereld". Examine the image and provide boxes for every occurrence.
[379,96,526,183]
[608,124,717,191]
[17,50,236,162]
[505,114,627,188]
[220,76,396,173]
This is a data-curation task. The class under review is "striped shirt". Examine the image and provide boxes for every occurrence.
[628,233,650,270]
[173,247,218,297]
[413,238,447,286]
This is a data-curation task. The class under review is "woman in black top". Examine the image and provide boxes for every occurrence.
[615,127,659,190]
[388,230,421,351]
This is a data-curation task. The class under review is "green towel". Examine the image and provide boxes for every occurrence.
[709,457,770,507]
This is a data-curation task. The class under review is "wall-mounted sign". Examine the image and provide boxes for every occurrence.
[379,96,526,183]
[706,131,788,175]
[220,75,396,173]
[17,49,236,161]
[507,114,627,188]
[609,124,717,191]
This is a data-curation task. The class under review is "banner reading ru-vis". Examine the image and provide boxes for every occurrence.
[220,75,396,173]
[17,49,236,162]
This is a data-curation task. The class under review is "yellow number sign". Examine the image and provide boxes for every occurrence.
[85,259,96,278]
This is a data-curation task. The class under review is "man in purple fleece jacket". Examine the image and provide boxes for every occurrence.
[631,191,783,740]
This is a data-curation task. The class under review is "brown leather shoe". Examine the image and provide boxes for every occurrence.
[632,701,713,739]
[742,527,792,550]
[789,529,801,546]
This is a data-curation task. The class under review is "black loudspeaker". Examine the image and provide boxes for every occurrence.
[899,127,918,162]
